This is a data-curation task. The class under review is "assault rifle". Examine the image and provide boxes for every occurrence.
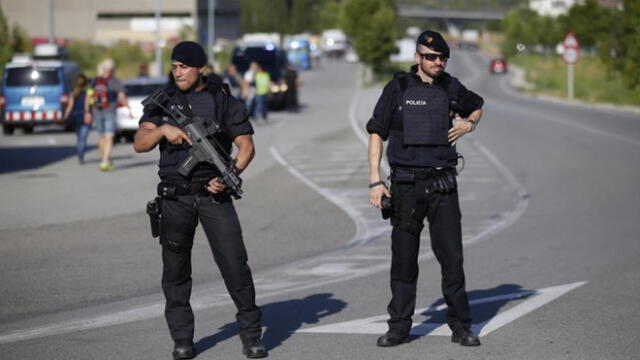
[142,88,243,199]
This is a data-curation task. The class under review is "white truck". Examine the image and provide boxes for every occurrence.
[320,29,348,58]
[460,29,479,51]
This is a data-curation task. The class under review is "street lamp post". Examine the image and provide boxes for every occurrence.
[155,0,163,77]
[208,0,216,65]
[48,0,55,43]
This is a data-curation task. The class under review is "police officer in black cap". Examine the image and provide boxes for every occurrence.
[367,30,483,347]
[134,41,268,359]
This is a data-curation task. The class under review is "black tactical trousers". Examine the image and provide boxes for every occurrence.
[160,193,262,342]
[387,179,471,335]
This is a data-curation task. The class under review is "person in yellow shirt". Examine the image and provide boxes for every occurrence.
[253,64,271,122]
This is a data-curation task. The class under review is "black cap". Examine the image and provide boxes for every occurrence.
[170,41,207,68]
[416,30,450,58]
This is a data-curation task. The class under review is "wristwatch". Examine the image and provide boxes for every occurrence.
[467,119,477,132]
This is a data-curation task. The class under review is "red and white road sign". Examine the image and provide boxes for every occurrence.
[562,32,580,65]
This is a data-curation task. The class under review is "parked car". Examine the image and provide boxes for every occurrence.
[1,49,79,135]
[115,76,167,142]
[489,58,508,74]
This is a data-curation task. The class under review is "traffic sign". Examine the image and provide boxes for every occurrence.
[562,32,580,65]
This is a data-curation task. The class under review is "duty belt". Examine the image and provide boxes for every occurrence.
[175,182,210,196]
[158,180,211,198]
[391,166,453,181]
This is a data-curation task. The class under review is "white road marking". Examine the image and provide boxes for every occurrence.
[297,281,587,336]
[0,64,531,346]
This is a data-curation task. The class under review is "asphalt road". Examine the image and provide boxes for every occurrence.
[1,51,639,360]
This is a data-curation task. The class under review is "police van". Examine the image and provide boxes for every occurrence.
[0,44,79,135]
[232,33,289,110]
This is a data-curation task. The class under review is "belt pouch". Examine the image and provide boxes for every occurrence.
[157,182,178,200]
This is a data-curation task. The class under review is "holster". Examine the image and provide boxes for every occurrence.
[381,195,393,220]
[146,197,162,238]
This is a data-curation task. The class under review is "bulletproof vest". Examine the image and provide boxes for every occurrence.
[401,76,450,145]
[154,80,230,180]
[386,72,460,168]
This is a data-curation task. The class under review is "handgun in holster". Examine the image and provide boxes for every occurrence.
[146,197,162,238]
[381,195,393,219]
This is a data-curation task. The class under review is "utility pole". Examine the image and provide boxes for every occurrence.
[48,0,55,43]
[155,0,163,77]
[208,0,216,65]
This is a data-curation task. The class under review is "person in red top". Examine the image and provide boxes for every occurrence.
[85,58,131,171]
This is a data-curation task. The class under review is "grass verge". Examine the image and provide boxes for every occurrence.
[509,53,640,106]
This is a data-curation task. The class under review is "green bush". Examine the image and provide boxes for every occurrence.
[510,53,640,106]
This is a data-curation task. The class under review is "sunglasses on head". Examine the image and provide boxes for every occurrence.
[418,53,448,61]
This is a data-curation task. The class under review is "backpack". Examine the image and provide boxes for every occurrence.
[90,77,110,109]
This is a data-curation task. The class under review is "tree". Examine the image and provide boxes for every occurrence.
[603,0,640,89]
[340,0,381,40]
[536,15,561,53]
[340,0,397,73]
[317,0,342,31]
[240,0,289,34]
[67,41,108,76]
[11,24,32,54]
[0,6,12,67]
[500,7,540,57]
[558,0,612,49]
[241,0,343,35]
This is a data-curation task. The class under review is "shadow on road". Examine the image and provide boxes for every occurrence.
[0,145,97,174]
[415,283,534,337]
[194,293,347,356]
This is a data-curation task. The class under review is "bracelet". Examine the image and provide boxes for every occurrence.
[368,180,386,189]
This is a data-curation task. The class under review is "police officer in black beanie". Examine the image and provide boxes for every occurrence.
[134,41,268,359]
[367,30,483,347]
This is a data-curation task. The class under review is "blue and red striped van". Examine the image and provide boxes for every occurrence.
[1,56,79,135]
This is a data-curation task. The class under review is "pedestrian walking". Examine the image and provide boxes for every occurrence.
[63,73,91,164]
[367,30,484,348]
[284,64,300,112]
[253,64,271,122]
[241,62,258,117]
[85,58,130,171]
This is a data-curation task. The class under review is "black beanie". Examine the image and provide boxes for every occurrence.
[416,30,450,58]
[170,41,207,67]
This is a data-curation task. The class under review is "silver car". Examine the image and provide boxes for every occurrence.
[116,76,167,142]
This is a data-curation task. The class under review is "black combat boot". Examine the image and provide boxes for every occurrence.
[451,328,481,346]
[172,338,195,359]
[376,331,410,347]
[242,337,268,358]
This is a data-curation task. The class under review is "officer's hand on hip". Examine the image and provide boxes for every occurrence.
[448,115,473,146]
[370,184,390,209]
[161,124,192,146]
[206,177,226,194]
